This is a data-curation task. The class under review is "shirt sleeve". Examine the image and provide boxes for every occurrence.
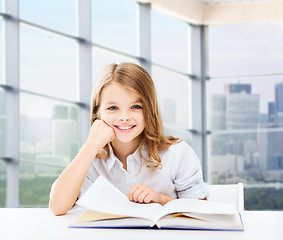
[78,163,99,199]
[173,141,209,199]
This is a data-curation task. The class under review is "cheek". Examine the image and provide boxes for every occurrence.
[100,111,112,122]
[137,112,145,126]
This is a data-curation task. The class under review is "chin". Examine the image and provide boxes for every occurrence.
[115,137,136,143]
[114,133,142,144]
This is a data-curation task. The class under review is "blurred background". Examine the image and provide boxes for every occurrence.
[1,0,283,210]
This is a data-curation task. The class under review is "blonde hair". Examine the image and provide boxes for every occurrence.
[91,62,181,169]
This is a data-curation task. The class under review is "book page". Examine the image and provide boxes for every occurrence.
[76,176,162,222]
[76,210,129,223]
[156,213,243,230]
[156,198,237,221]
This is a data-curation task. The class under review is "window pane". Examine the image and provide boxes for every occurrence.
[92,0,136,55]
[164,128,192,146]
[20,93,80,167]
[20,25,78,101]
[207,76,283,131]
[0,19,3,83]
[152,66,191,130]
[208,130,283,210]
[152,10,189,73]
[0,160,6,207]
[0,1,2,12]
[208,77,283,210]
[19,162,61,207]
[0,89,5,157]
[209,23,283,77]
[19,0,77,35]
[92,47,139,86]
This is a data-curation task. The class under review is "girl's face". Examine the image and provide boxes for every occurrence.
[99,83,145,146]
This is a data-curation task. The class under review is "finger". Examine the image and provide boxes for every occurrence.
[102,119,113,129]
[144,194,153,204]
[132,185,147,202]
[137,191,149,203]
[128,184,141,201]
[102,119,116,139]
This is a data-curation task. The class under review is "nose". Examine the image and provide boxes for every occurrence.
[119,111,130,122]
[120,117,129,122]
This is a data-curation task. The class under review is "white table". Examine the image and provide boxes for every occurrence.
[1,207,283,240]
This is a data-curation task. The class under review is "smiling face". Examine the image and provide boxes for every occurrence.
[99,83,145,149]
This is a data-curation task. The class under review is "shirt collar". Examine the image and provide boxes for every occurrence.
[105,143,147,171]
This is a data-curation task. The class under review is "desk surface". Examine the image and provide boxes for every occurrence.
[1,207,283,240]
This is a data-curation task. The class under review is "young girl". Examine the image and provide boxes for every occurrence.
[49,62,208,215]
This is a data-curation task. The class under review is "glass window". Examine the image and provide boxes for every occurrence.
[209,22,283,77]
[0,19,3,84]
[0,89,5,157]
[19,162,62,207]
[92,47,139,86]
[0,88,5,207]
[0,160,6,207]
[20,92,79,168]
[207,76,283,210]
[208,129,283,210]
[19,93,79,207]
[0,1,2,12]
[152,66,192,131]
[152,9,189,74]
[19,0,77,35]
[92,0,136,55]
[207,76,283,131]
[20,25,78,101]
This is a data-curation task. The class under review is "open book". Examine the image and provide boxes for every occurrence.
[70,176,244,231]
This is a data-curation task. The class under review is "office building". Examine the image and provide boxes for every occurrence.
[212,155,244,174]
[210,94,226,131]
[226,84,251,94]
[275,82,283,113]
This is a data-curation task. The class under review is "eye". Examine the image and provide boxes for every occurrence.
[108,106,118,111]
[132,105,142,110]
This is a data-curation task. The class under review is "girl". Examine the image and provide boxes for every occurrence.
[49,62,208,216]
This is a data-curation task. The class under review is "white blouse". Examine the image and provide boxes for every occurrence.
[78,140,209,200]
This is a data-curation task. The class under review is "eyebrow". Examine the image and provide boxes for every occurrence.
[104,100,142,105]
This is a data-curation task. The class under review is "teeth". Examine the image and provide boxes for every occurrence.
[118,126,133,130]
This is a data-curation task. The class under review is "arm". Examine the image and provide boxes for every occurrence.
[128,184,175,206]
[49,120,115,216]
[174,142,209,200]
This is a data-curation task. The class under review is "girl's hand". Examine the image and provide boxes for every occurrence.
[127,184,160,204]
[86,119,116,150]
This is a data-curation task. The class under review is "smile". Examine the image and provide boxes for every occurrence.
[114,125,136,132]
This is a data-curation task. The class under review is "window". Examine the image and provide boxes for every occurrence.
[208,23,283,210]
[0,89,5,158]
[0,19,3,83]
[92,47,139,86]
[19,93,79,206]
[152,66,192,144]
[20,25,78,101]
[209,23,283,77]
[92,0,136,55]
[0,160,6,207]
[152,9,190,74]
[151,9,192,144]
[0,90,5,207]
[19,0,77,35]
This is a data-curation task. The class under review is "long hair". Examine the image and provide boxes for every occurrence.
[91,62,181,169]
